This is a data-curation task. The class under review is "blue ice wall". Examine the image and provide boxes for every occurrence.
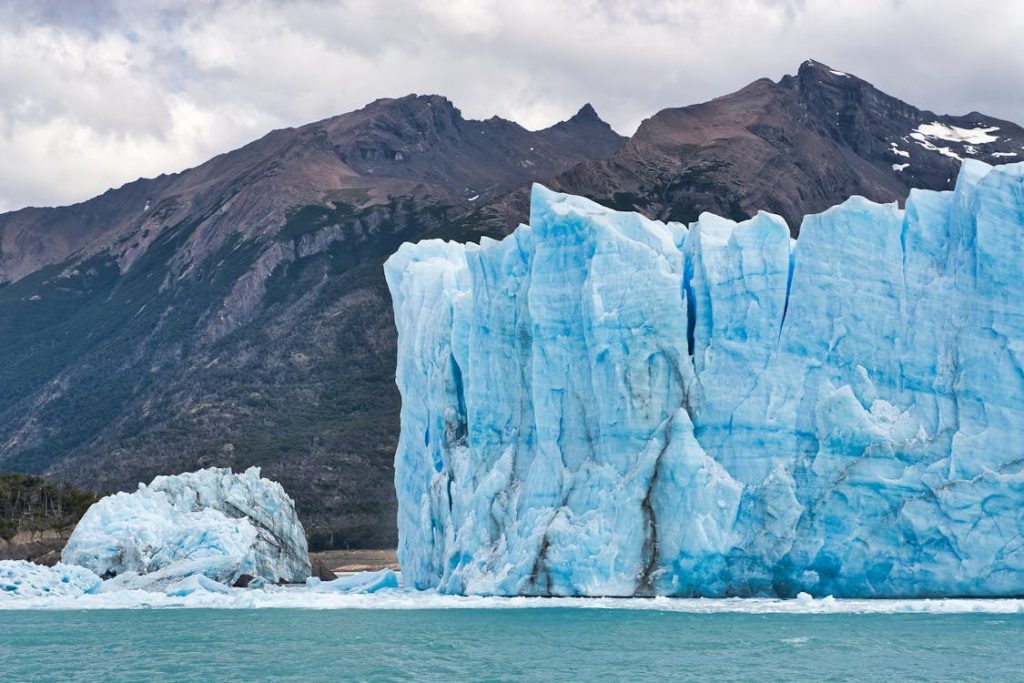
[384,161,1024,597]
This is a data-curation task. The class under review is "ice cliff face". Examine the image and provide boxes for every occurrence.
[385,160,1024,598]
[62,467,310,586]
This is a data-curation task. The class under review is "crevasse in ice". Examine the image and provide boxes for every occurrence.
[62,467,311,586]
[384,160,1024,598]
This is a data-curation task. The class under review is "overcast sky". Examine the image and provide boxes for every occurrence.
[1,0,1022,212]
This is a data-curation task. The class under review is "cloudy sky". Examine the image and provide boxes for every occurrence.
[1,0,1022,212]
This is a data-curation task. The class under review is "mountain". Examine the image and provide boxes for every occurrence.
[0,60,1020,548]
[0,95,622,283]
[474,59,1024,233]
[0,96,624,548]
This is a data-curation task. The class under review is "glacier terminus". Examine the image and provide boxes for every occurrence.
[385,160,1024,598]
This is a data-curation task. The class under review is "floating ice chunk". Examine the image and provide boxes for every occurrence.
[6,587,1024,612]
[100,557,247,592]
[164,573,233,597]
[0,560,101,600]
[62,467,310,586]
[306,569,400,594]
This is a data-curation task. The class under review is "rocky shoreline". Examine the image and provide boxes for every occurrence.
[0,527,75,566]
[309,549,399,580]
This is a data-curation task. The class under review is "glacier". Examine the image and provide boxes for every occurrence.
[384,160,1024,598]
[62,467,311,587]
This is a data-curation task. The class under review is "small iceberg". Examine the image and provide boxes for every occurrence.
[61,467,311,587]
[307,569,400,594]
[164,574,235,597]
[0,560,102,599]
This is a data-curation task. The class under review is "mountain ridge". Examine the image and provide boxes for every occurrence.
[0,94,624,283]
[515,59,1024,232]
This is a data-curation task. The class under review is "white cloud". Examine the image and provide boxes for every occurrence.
[0,0,1021,210]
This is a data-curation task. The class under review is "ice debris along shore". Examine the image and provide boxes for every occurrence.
[2,581,1024,612]
[385,160,1024,598]
[0,468,403,601]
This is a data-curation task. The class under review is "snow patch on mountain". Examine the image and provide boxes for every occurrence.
[890,143,910,158]
[915,122,1000,144]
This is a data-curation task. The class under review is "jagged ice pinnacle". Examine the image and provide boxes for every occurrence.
[385,160,1024,598]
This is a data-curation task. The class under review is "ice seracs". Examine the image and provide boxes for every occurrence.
[62,467,311,587]
[386,160,1024,598]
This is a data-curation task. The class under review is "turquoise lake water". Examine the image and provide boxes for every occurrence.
[2,608,1022,681]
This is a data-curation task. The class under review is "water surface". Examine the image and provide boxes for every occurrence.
[2,608,1021,681]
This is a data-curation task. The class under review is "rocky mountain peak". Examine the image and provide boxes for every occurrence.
[322,93,464,153]
[795,59,859,81]
[781,59,890,117]
[354,93,461,120]
[543,102,619,138]
[567,103,601,123]
[530,104,624,175]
